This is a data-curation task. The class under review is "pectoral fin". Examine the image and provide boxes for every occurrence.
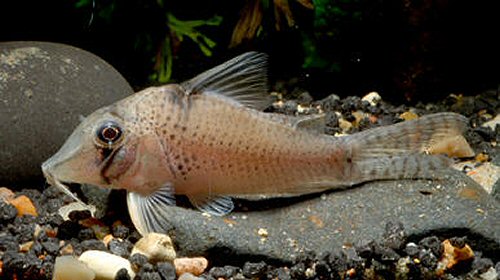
[188,195,234,216]
[126,184,176,235]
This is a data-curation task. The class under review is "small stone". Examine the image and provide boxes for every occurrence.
[80,239,106,251]
[129,253,149,272]
[418,236,443,257]
[57,220,81,240]
[0,200,18,223]
[178,272,204,280]
[418,249,437,269]
[131,232,176,263]
[481,114,500,130]
[42,237,60,255]
[304,267,315,278]
[157,261,177,280]
[339,118,353,131]
[174,257,208,276]
[404,242,420,257]
[52,255,95,280]
[242,261,267,278]
[257,228,268,238]
[472,257,494,274]
[0,234,19,252]
[0,187,15,202]
[19,241,34,252]
[114,268,131,280]
[382,221,406,250]
[399,111,418,121]
[436,239,474,276]
[59,243,74,255]
[209,265,240,278]
[109,238,133,259]
[361,92,382,106]
[112,223,130,239]
[395,257,411,278]
[479,267,498,280]
[9,195,38,217]
[463,162,500,194]
[77,228,96,241]
[79,250,135,279]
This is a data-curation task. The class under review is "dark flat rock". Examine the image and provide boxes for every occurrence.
[0,41,133,186]
[158,170,499,262]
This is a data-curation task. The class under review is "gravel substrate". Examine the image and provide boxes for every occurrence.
[1,89,498,279]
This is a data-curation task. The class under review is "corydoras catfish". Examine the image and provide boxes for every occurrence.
[42,52,470,235]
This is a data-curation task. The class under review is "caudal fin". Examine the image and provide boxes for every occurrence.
[345,113,470,182]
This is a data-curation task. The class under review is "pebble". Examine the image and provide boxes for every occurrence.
[0,187,15,202]
[481,114,500,130]
[361,91,382,106]
[209,265,241,278]
[79,250,135,279]
[0,234,19,252]
[436,239,475,275]
[454,161,500,193]
[0,200,18,222]
[112,223,130,239]
[338,118,353,131]
[242,261,267,278]
[9,195,38,217]
[80,239,107,251]
[157,261,177,280]
[129,253,149,272]
[131,232,176,263]
[174,257,209,276]
[178,272,204,280]
[479,267,498,280]
[109,238,134,259]
[52,255,95,280]
[399,111,418,121]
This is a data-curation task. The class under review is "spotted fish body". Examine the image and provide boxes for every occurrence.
[42,52,470,235]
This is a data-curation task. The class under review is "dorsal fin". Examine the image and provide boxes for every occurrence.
[181,52,271,110]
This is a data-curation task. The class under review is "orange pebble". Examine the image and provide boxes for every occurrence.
[10,195,38,217]
[174,257,208,276]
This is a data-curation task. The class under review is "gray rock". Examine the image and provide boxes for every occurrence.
[0,41,133,186]
[156,170,500,262]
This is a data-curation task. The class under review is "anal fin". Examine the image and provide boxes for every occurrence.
[188,195,234,216]
[127,184,176,235]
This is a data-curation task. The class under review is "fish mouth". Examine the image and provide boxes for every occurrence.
[42,162,82,203]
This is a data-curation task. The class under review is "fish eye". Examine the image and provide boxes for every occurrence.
[96,121,123,146]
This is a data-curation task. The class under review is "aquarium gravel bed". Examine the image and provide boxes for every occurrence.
[1,90,499,280]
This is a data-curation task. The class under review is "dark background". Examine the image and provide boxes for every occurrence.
[1,0,499,103]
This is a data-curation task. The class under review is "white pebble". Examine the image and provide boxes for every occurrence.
[131,232,176,263]
[53,255,95,280]
[79,250,135,280]
[479,267,498,280]
[361,91,382,106]
[481,114,500,130]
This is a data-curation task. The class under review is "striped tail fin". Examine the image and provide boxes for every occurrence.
[344,113,471,183]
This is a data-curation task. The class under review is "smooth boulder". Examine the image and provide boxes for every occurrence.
[0,41,133,186]
[153,169,500,262]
